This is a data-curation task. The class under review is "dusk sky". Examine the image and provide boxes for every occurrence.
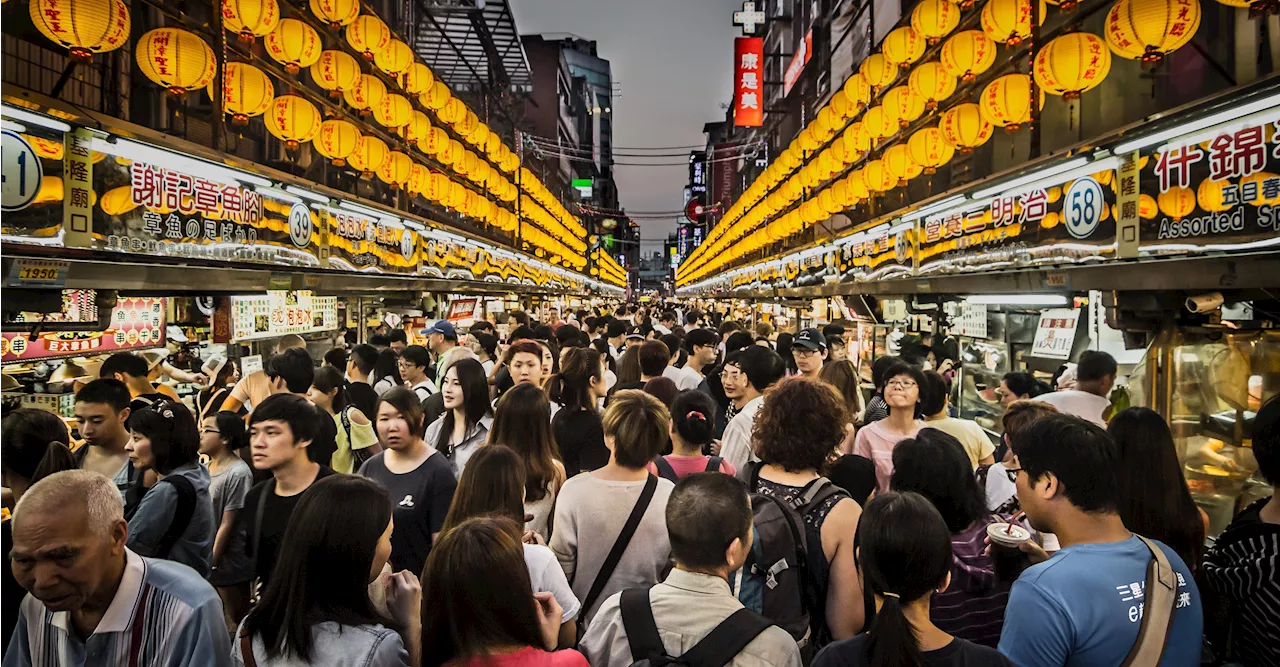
[516,0,744,254]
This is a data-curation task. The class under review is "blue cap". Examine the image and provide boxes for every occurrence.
[420,320,458,340]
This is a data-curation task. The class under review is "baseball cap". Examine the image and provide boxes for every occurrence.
[625,325,645,340]
[420,320,458,340]
[792,328,828,351]
[201,355,228,379]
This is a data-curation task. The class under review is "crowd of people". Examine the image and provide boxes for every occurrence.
[2,302,1277,667]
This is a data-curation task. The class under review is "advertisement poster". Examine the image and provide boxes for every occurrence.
[1031,308,1081,360]
[1,297,166,363]
[230,291,338,342]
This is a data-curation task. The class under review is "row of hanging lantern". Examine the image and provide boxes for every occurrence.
[679,0,1211,286]
[25,0,587,269]
[591,248,628,284]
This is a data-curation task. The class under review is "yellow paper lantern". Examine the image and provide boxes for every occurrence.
[402,63,434,95]
[862,106,897,143]
[797,127,821,152]
[374,39,414,76]
[940,103,994,151]
[440,98,466,124]
[377,151,412,188]
[940,30,997,82]
[863,159,896,193]
[420,127,449,154]
[1158,186,1196,220]
[264,19,322,74]
[456,110,480,137]
[212,62,274,124]
[830,90,855,121]
[346,14,390,60]
[1137,193,1158,218]
[447,181,467,208]
[265,95,323,151]
[404,110,431,143]
[884,27,926,69]
[909,61,957,110]
[908,126,956,174]
[407,162,430,195]
[883,144,922,185]
[859,54,898,92]
[343,73,386,116]
[1104,0,1200,66]
[374,93,412,128]
[426,171,450,201]
[310,49,360,97]
[1034,33,1112,99]
[348,135,389,177]
[313,119,360,166]
[24,135,63,160]
[222,0,279,41]
[884,85,926,128]
[100,185,137,216]
[309,0,359,28]
[136,28,217,95]
[423,80,451,110]
[912,0,961,43]
[841,122,871,155]
[982,0,1041,46]
[29,0,129,61]
[842,72,872,110]
[1196,178,1233,212]
[980,74,1037,131]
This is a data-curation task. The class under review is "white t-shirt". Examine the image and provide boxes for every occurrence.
[985,462,1018,513]
[524,543,581,624]
[1036,390,1111,426]
[674,366,703,392]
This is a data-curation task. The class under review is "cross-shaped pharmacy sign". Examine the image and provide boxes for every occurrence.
[734,1,765,35]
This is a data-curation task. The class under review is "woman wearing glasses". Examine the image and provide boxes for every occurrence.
[853,361,926,492]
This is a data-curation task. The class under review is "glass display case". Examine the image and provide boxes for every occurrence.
[1133,328,1280,536]
[957,339,1012,434]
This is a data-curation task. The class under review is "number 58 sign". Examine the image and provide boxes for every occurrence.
[2,130,43,212]
[1064,176,1104,239]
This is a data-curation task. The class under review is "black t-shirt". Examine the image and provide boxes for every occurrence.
[358,451,456,576]
[553,408,608,477]
[813,636,1013,667]
[2,520,20,654]
[309,412,337,467]
[346,381,379,421]
[241,466,336,584]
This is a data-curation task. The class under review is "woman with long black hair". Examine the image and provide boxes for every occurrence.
[423,358,493,478]
[310,366,381,475]
[812,492,1013,667]
[372,349,404,395]
[1108,407,1208,570]
[491,383,566,540]
[234,475,422,667]
[549,348,610,478]
[421,517,586,667]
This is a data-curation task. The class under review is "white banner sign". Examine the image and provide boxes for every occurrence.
[1031,308,1081,360]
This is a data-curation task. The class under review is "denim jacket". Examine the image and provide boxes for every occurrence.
[233,622,408,667]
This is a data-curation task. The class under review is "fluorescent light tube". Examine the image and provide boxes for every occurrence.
[255,187,303,204]
[0,105,71,133]
[91,137,271,188]
[966,294,1069,306]
[284,185,330,203]
[902,195,966,222]
[339,201,392,219]
[1114,93,1280,154]
[973,158,1089,199]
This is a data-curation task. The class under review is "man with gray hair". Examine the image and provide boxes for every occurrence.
[5,470,230,666]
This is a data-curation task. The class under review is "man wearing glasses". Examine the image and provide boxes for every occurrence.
[718,347,787,473]
[791,328,828,379]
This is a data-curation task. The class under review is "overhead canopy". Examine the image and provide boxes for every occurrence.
[413,0,533,93]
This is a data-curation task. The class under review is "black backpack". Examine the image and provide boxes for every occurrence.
[734,462,845,654]
[621,588,774,667]
[653,456,724,482]
[124,475,196,561]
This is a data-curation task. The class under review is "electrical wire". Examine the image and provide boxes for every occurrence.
[529,146,760,167]
[524,138,765,160]
[520,134,767,152]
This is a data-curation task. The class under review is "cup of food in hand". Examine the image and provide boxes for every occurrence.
[987,521,1034,581]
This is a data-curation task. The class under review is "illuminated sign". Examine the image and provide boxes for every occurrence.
[230,291,338,342]
[783,29,813,97]
[2,297,166,363]
[734,38,764,127]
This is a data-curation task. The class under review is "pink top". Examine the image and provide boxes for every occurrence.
[451,646,588,667]
[645,454,738,479]
[852,419,924,492]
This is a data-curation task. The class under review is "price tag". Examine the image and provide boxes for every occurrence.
[6,259,70,287]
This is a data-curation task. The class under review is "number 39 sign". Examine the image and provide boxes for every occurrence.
[1064,176,1104,239]
[2,130,43,212]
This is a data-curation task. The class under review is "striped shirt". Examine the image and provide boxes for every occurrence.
[931,515,1018,648]
[4,549,231,667]
[1202,498,1280,667]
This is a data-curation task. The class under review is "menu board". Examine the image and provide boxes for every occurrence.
[1,297,166,363]
[231,291,338,342]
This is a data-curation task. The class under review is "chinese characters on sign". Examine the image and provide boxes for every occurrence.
[734,37,764,127]
[0,297,166,363]
[129,162,263,223]
[62,128,94,247]
[1031,308,1081,360]
[1116,151,1140,258]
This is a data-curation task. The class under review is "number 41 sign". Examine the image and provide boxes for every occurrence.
[2,130,42,212]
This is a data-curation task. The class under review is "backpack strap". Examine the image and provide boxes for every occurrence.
[654,456,680,483]
[155,475,196,559]
[620,588,666,663]
[578,475,659,623]
[705,456,723,473]
[793,477,843,515]
[680,609,776,667]
[240,632,259,667]
[1120,536,1179,667]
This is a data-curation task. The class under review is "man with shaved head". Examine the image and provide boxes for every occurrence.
[5,470,230,666]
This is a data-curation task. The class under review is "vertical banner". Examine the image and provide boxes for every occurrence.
[1115,150,1140,258]
[734,37,764,127]
[62,128,94,248]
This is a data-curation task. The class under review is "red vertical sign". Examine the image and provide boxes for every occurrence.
[734,37,764,127]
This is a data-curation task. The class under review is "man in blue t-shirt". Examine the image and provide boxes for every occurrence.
[997,414,1203,667]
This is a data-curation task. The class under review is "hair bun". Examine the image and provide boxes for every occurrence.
[685,410,706,422]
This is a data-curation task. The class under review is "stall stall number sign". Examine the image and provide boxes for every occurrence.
[1,297,166,363]
[446,298,480,323]
[6,259,69,288]
[2,130,42,212]
[1031,308,1081,360]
